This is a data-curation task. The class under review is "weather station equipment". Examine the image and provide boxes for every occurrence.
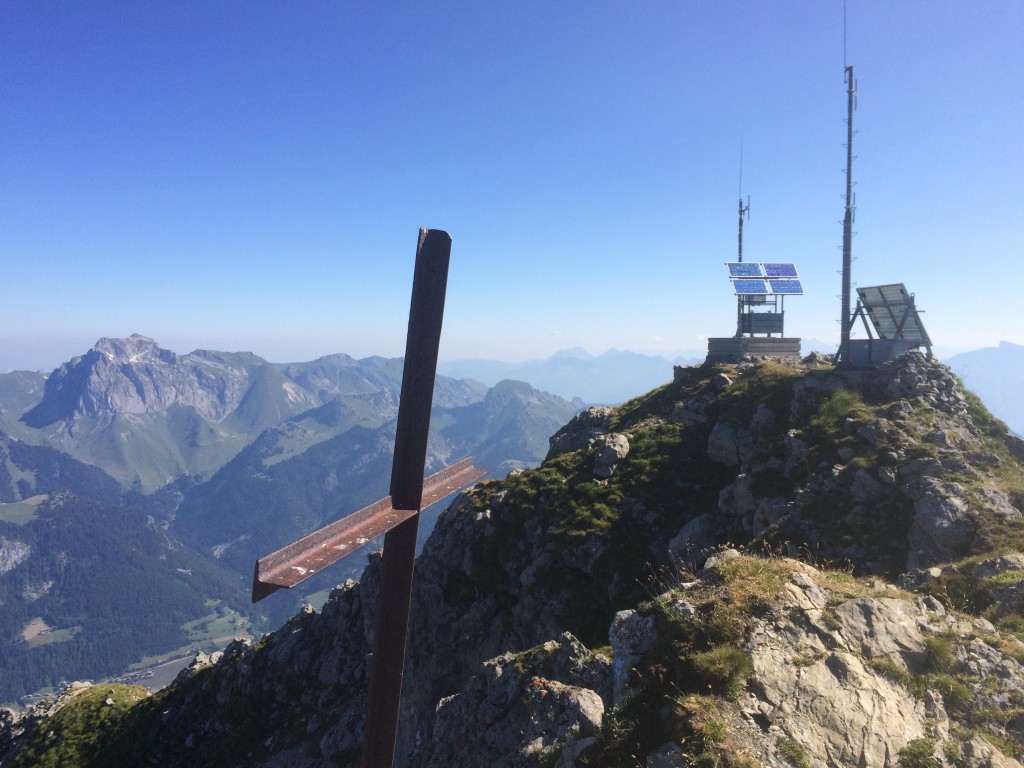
[705,196,804,362]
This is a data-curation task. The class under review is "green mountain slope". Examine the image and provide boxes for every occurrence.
[0,372,46,428]
[0,434,122,506]
[434,379,583,472]
[0,433,251,703]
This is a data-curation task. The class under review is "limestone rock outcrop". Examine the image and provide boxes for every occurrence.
[22,335,269,426]
[547,406,613,458]
[592,433,629,478]
[422,634,608,768]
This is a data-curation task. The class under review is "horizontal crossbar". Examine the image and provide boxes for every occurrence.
[252,456,485,602]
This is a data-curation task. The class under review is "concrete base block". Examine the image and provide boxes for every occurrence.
[705,337,802,364]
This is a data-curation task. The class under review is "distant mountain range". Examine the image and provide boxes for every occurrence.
[0,335,580,701]
[438,347,700,404]
[946,341,1024,435]
[1,335,489,492]
[438,340,839,404]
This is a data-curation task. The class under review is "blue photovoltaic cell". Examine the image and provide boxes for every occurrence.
[763,263,799,278]
[727,262,764,278]
[769,279,803,295]
[734,279,769,295]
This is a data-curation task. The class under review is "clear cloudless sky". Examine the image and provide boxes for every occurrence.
[2,1,1022,372]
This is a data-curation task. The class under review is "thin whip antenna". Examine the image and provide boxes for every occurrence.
[739,140,743,199]
[843,1,847,69]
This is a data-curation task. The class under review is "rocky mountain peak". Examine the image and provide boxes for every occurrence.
[91,334,176,365]
[21,336,260,428]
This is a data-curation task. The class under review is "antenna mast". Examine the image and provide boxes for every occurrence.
[838,65,856,364]
[738,146,750,263]
[735,149,752,336]
[738,194,750,263]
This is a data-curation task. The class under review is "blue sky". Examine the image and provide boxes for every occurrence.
[2,1,1021,371]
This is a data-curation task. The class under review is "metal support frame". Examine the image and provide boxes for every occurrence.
[851,298,873,339]
[849,286,933,360]
[735,292,787,339]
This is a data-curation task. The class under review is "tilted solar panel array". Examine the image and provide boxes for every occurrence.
[726,263,803,295]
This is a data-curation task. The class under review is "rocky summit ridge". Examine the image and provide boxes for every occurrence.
[4,352,1024,767]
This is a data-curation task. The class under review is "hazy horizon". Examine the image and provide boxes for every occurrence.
[0,331,1002,376]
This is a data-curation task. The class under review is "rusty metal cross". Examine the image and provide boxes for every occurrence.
[251,228,484,767]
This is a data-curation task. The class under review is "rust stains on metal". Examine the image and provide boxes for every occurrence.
[251,456,484,602]
[361,228,452,768]
[416,456,486,511]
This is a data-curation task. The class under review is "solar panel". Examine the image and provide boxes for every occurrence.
[734,279,769,295]
[856,283,931,346]
[727,262,765,278]
[769,279,803,295]
[874,285,909,305]
[763,263,799,278]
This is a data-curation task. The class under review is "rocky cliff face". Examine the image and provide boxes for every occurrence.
[21,335,270,426]
[4,353,1024,767]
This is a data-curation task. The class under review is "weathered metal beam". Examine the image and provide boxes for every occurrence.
[361,228,452,768]
[248,228,456,767]
[251,457,484,602]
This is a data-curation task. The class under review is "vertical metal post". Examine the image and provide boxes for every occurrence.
[736,194,750,337]
[361,228,452,768]
[839,65,856,365]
